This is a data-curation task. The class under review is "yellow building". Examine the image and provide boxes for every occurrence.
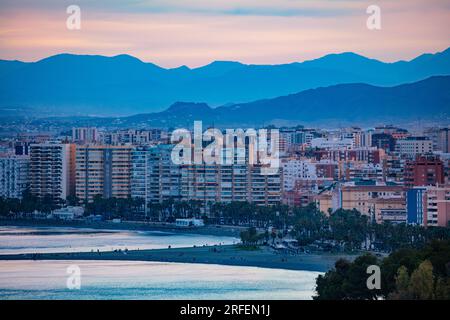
[314,192,333,215]
[76,145,133,202]
[334,183,405,219]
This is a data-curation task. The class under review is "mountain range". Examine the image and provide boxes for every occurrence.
[1,47,450,117]
[28,75,450,128]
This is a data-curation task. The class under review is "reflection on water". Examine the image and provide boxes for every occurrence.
[0,226,239,254]
[0,260,320,300]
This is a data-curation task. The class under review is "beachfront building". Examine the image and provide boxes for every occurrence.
[29,142,76,203]
[0,154,30,199]
[180,163,282,206]
[75,145,133,202]
[131,144,181,205]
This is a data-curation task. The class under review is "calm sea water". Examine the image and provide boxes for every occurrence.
[0,260,320,299]
[0,226,239,254]
[0,226,320,299]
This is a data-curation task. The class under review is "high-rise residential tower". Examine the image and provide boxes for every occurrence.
[76,145,133,202]
[29,142,76,203]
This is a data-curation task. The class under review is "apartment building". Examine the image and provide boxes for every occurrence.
[180,164,282,206]
[424,127,450,153]
[101,129,169,145]
[313,148,384,165]
[423,186,450,227]
[0,154,30,199]
[383,154,406,183]
[282,159,318,191]
[72,127,99,144]
[395,137,433,157]
[404,155,444,187]
[407,186,450,227]
[344,163,384,182]
[76,145,133,202]
[29,142,76,203]
[333,181,405,218]
[371,198,406,224]
[131,145,181,205]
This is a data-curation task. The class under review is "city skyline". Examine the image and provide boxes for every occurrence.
[0,0,449,304]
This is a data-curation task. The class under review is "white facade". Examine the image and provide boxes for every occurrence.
[311,138,354,150]
[395,137,432,157]
[0,155,30,199]
[51,206,84,220]
[175,218,205,227]
[282,159,317,191]
[131,144,181,205]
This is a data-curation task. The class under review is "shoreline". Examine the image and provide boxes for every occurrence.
[0,244,357,272]
[0,219,243,238]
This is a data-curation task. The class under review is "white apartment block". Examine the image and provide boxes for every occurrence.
[282,159,317,191]
[0,155,30,199]
[131,145,181,205]
[395,137,433,157]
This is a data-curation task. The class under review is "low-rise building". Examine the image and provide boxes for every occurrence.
[396,137,433,157]
[333,181,405,218]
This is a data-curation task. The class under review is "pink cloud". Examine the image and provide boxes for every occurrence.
[0,1,449,67]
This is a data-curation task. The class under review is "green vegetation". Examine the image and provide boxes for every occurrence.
[290,205,450,252]
[0,190,59,215]
[1,194,449,254]
[240,227,265,247]
[84,194,144,220]
[314,240,450,300]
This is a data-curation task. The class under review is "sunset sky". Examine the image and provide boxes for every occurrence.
[0,0,449,68]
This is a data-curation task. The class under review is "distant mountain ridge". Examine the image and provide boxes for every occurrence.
[28,76,449,128]
[1,47,450,116]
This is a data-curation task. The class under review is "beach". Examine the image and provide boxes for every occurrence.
[0,224,357,299]
[0,244,355,272]
[0,219,243,237]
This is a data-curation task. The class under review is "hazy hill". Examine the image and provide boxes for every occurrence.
[1,47,450,116]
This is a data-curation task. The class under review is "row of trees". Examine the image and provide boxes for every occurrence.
[84,194,144,220]
[81,197,292,226]
[289,204,450,252]
[2,193,449,253]
[0,190,60,215]
[314,240,450,300]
